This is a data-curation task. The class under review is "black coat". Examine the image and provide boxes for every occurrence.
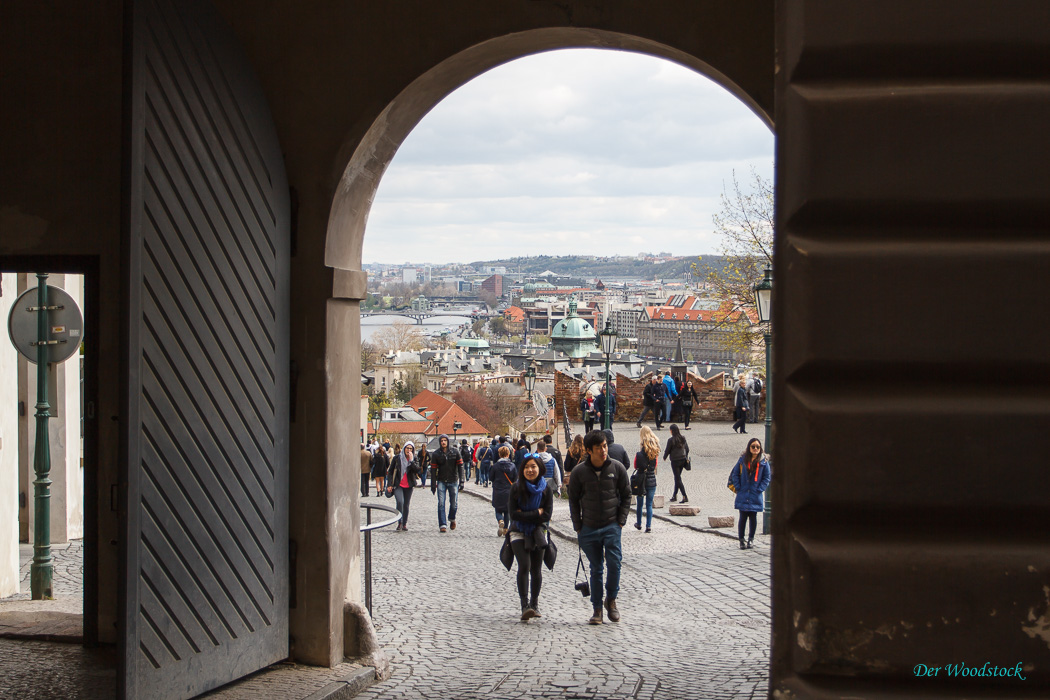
[489,458,517,510]
[567,457,631,531]
[507,479,554,533]
[431,446,464,483]
[633,451,658,490]
[385,454,420,488]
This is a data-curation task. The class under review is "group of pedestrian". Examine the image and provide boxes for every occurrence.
[362,399,770,625]
[732,373,764,433]
[579,384,617,432]
[634,371,700,430]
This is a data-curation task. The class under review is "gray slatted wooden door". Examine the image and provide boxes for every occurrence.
[123,0,289,696]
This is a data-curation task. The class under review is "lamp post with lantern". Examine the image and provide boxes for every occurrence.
[524,363,536,402]
[371,411,382,444]
[599,322,618,430]
[754,268,773,535]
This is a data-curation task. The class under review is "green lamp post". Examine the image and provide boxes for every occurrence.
[524,362,536,401]
[754,268,773,535]
[599,321,618,430]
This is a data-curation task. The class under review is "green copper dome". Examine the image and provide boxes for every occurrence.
[551,299,598,358]
[456,337,490,350]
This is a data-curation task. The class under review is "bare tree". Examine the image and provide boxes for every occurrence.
[694,167,773,361]
[451,388,499,432]
[371,320,427,353]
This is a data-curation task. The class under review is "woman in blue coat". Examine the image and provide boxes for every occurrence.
[729,438,771,549]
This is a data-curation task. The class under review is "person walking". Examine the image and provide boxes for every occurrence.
[417,443,431,486]
[681,380,700,429]
[430,434,464,532]
[633,426,659,533]
[534,440,563,494]
[386,442,421,531]
[580,390,597,434]
[490,445,518,536]
[371,444,389,495]
[661,371,678,424]
[477,438,494,486]
[567,429,632,625]
[596,383,617,428]
[507,455,554,621]
[360,443,372,497]
[732,376,750,433]
[563,434,585,489]
[602,428,630,470]
[663,424,690,503]
[460,439,474,482]
[635,375,663,429]
[729,438,771,549]
[748,375,763,424]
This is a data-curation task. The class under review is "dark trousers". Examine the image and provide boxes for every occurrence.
[584,417,595,433]
[732,407,749,433]
[671,461,687,501]
[394,486,413,526]
[738,511,757,541]
[360,473,370,497]
[636,404,661,427]
[682,405,693,428]
[510,539,544,606]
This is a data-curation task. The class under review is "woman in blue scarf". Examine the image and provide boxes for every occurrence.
[507,455,553,621]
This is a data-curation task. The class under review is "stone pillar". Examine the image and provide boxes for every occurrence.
[774,2,1050,694]
[0,272,20,596]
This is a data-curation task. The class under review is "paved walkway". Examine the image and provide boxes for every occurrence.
[0,418,771,699]
[357,484,769,700]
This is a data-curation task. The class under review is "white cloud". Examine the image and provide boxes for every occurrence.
[364,48,773,264]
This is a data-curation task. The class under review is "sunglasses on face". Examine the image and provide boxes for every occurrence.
[750,444,762,450]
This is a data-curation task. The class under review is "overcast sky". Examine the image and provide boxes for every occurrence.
[363,49,773,266]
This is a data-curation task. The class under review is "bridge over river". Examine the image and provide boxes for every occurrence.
[360,309,496,325]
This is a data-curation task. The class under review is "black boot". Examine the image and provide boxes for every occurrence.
[520,598,535,621]
[529,598,541,618]
[739,538,747,550]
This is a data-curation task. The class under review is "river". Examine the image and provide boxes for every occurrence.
[360,314,475,343]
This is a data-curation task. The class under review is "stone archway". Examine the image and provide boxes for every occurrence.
[323,25,775,665]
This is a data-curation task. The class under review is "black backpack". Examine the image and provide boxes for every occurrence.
[460,444,472,465]
[753,378,762,393]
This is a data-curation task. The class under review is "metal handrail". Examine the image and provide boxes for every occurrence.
[360,503,401,617]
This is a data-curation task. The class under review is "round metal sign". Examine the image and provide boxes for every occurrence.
[7,285,85,364]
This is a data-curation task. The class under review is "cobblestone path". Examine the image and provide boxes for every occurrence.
[357,483,770,700]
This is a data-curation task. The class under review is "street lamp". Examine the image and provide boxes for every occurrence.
[754,268,773,535]
[524,363,536,401]
[452,419,462,444]
[599,321,618,430]
[371,411,382,443]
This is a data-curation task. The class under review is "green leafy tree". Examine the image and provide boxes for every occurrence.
[694,167,773,362]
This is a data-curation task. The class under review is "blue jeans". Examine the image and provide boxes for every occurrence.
[636,485,656,529]
[577,522,623,609]
[464,462,472,480]
[480,462,491,485]
[662,397,673,423]
[494,508,508,524]
[436,480,459,526]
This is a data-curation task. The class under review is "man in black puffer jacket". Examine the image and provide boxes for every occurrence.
[430,434,464,533]
[567,429,631,626]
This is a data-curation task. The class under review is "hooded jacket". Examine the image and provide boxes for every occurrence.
[430,434,464,483]
[386,442,420,488]
[602,429,630,469]
[729,456,771,512]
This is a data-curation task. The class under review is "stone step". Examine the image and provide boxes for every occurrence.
[668,504,700,516]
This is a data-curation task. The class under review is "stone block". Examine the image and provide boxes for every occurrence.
[708,515,735,528]
[668,504,700,516]
[653,495,665,509]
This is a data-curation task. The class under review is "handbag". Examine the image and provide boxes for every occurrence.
[683,457,692,471]
[499,533,513,571]
[629,469,643,496]
[543,533,558,570]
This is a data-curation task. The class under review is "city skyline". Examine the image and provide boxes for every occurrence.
[363,48,774,265]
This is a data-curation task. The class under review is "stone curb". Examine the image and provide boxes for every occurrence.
[302,666,377,700]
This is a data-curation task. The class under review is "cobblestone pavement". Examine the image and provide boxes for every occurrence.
[357,479,770,700]
[0,419,771,699]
